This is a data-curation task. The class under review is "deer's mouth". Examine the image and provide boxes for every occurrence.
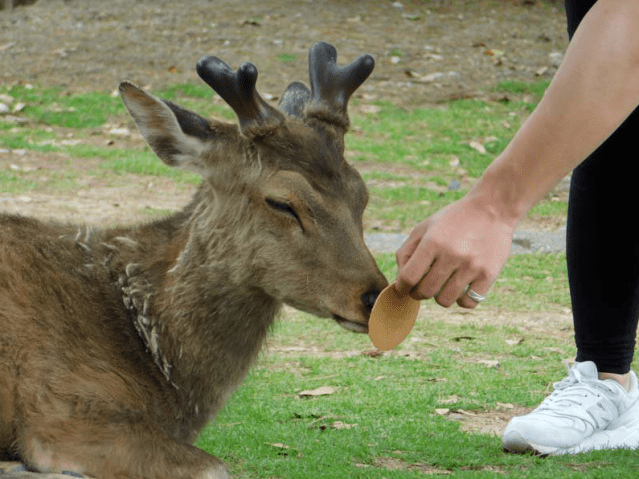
[333,315,368,334]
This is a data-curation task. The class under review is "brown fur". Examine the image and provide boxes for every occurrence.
[0,45,387,479]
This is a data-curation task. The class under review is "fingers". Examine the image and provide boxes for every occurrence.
[395,224,431,296]
[457,280,490,309]
[397,237,493,308]
[417,262,491,309]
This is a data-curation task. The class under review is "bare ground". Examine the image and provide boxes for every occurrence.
[1,0,568,226]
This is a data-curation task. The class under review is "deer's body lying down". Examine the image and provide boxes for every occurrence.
[0,42,387,478]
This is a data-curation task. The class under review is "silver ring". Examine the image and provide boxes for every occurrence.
[466,289,486,303]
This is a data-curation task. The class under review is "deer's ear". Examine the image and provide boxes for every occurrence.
[119,82,210,172]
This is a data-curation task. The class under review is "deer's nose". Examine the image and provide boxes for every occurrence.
[362,290,380,314]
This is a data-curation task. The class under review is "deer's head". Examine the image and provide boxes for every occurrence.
[119,42,387,333]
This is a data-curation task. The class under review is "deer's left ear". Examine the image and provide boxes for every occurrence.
[119,82,210,172]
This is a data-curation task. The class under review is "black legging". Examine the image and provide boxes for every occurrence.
[565,0,639,374]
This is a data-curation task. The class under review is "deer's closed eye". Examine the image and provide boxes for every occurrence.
[265,199,303,229]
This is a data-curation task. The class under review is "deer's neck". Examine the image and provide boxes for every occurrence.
[103,193,280,429]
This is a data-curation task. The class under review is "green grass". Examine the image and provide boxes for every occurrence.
[3,84,125,128]
[276,53,298,63]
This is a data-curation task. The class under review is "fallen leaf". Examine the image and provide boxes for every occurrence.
[266,442,298,457]
[267,442,290,449]
[331,421,357,430]
[469,141,487,154]
[107,127,131,136]
[298,386,335,397]
[477,360,500,368]
[440,395,459,405]
[435,408,450,415]
[455,409,479,417]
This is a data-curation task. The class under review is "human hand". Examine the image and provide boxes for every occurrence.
[395,195,515,308]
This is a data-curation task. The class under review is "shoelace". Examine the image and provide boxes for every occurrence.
[538,363,619,412]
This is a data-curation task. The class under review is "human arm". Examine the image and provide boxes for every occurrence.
[396,0,639,307]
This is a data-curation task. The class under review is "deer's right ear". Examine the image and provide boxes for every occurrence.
[119,82,210,172]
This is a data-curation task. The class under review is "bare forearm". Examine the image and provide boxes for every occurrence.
[472,0,639,225]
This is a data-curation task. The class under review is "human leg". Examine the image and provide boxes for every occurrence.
[503,0,639,455]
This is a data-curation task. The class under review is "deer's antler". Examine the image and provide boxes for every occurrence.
[306,41,375,129]
[196,56,284,137]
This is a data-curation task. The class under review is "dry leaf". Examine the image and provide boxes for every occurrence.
[477,360,500,368]
[298,386,335,397]
[469,141,487,154]
[267,442,290,449]
[435,408,450,416]
[107,127,131,136]
[331,421,357,430]
[456,409,479,417]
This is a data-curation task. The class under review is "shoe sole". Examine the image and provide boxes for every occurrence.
[503,426,639,456]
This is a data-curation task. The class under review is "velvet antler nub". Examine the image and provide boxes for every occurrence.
[196,56,283,137]
[306,41,375,128]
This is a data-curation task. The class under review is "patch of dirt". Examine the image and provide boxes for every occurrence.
[356,456,508,475]
[0,149,194,225]
[1,0,567,107]
[444,404,533,437]
[1,0,568,227]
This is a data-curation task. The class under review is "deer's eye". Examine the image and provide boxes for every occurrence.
[266,199,303,229]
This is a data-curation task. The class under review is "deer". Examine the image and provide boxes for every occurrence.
[0,42,388,479]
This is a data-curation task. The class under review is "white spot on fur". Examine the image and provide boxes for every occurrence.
[125,263,141,277]
[114,236,140,248]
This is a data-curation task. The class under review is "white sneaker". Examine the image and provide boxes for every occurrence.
[502,361,639,455]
